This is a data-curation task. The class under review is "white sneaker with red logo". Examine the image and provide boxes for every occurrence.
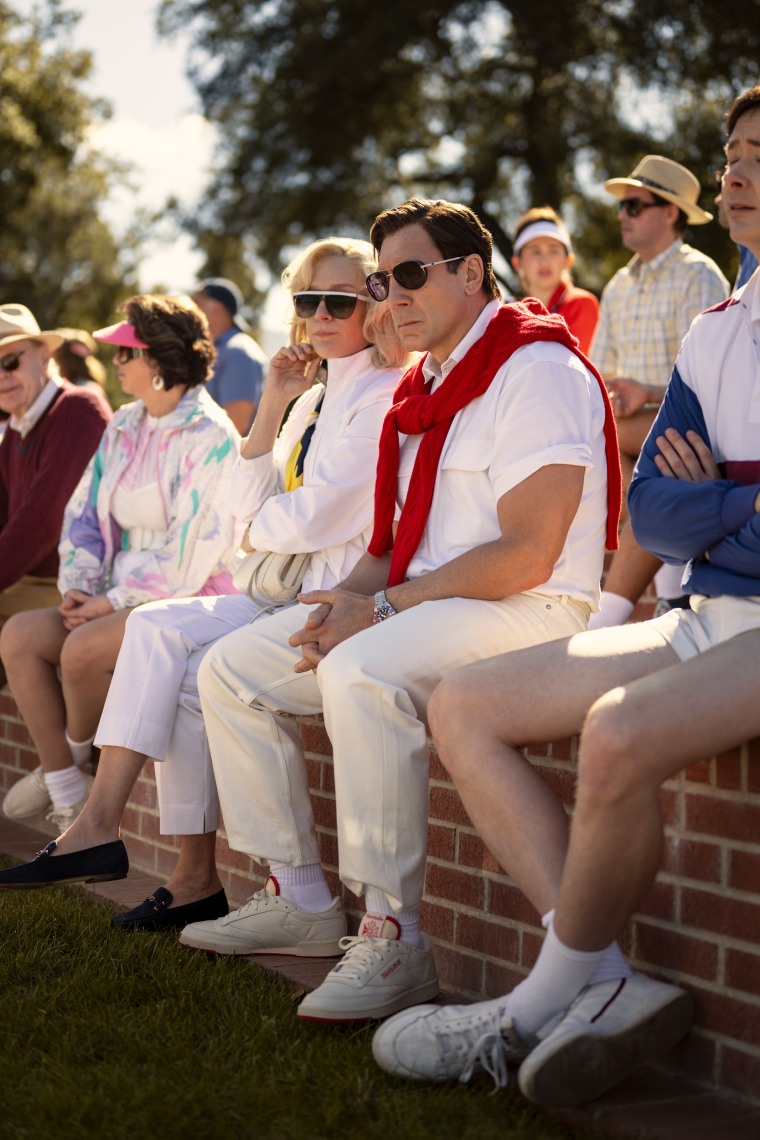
[297,913,440,1023]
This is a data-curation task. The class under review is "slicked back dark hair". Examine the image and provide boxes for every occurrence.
[370,198,501,301]
[727,85,760,137]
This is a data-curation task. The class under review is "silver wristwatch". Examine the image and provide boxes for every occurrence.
[373,589,397,624]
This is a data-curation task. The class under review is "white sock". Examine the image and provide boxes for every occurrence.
[64,728,96,769]
[507,920,609,1039]
[268,862,333,912]
[364,887,423,948]
[587,590,635,630]
[654,563,685,599]
[540,909,631,988]
[44,764,86,810]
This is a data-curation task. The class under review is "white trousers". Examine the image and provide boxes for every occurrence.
[198,592,588,913]
[96,593,282,834]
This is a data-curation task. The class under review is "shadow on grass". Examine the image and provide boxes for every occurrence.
[0,858,597,1140]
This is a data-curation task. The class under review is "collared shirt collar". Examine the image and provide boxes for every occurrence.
[628,238,683,279]
[215,326,237,347]
[422,299,501,387]
[8,375,62,439]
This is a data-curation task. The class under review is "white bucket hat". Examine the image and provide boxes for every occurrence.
[604,155,713,225]
[0,304,64,352]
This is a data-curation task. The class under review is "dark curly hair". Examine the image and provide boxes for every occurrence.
[123,294,215,391]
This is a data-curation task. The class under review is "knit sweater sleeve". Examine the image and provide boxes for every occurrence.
[0,390,109,591]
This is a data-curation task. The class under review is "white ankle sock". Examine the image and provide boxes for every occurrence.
[540,908,631,990]
[268,862,333,912]
[654,563,685,599]
[44,764,86,810]
[507,920,609,1039]
[364,887,423,948]
[64,729,95,769]
[587,590,635,630]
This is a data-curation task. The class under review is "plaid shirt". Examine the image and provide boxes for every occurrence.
[590,240,728,390]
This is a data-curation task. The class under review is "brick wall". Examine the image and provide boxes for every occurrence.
[1,688,758,1107]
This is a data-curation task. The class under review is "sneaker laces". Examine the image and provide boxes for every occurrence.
[438,1001,513,1089]
[332,935,391,978]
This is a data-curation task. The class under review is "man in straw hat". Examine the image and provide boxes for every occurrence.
[589,155,728,629]
[0,304,110,687]
[372,85,760,1107]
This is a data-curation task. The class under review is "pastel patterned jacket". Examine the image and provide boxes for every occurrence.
[59,386,239,609]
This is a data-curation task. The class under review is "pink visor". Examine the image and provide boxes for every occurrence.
[92,320,149,349]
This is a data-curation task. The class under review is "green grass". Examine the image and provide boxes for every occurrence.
[0,868,598,1140]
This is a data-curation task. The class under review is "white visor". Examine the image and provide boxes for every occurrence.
[513,220,572,257]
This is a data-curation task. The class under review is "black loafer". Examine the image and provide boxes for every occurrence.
[110,886,229,931]
[0,839,129,890]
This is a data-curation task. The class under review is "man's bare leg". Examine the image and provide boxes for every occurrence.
[429,627,680,916]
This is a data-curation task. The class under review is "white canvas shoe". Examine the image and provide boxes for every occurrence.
[3,766,51,819]
[372,995,531,1086]
[179,876,346,956]
[518,972,694,1107]
[297,913,440,1023]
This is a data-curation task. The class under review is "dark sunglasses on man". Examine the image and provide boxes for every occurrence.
[365,255,473,302]
[617,197,670,218]
[293,292,370,320]
[0,350,28,373]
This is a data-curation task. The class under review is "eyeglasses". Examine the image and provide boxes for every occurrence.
[293,292,370,320]
[114,346,147,364]
[365,255,472,301]
[617,198,670,218]
[0,350,27,373]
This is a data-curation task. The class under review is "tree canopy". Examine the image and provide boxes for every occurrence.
[0,0,138,330]
[159,0,758,294]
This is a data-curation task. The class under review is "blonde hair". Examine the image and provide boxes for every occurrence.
[281,237,410,369]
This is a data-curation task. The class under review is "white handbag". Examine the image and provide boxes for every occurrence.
[232,548,310,605]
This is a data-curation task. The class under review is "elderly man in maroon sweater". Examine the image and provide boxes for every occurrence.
[0,304,111,687]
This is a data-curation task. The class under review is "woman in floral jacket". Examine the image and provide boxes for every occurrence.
[1,294,239,830]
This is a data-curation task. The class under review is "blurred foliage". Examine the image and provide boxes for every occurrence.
[0,0,140,340]
[158,0,758,294]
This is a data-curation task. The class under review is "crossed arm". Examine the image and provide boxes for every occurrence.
[288,462,585,671]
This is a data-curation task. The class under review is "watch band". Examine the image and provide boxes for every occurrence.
[373,589,397,624]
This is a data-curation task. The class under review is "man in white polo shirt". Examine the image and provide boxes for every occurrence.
[372,87,760,1106]
[185,198,618,1023]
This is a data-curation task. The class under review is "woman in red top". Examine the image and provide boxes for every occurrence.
[511,207,599,354]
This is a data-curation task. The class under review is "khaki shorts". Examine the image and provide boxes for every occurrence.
[649,593,760,662]
[0,576,61,625]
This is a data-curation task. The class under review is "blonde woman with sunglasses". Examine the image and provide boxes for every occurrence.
[1,295,239,833]
[0,238,410,929]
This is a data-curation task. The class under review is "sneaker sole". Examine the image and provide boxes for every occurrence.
[518,989,694,1107]
[0,872,128,891]
[180,937,345,957]
[297,978,441,1023]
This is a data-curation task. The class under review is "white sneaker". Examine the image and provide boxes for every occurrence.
[41,775,94,836]
[3,766,51,819]
[518,972,694,1107]
[179,876,346,956]
[372,995,531,1086]
[297,913,440,1023]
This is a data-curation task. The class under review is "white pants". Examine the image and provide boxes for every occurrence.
[198,592,588,913]
[96,593,283,834]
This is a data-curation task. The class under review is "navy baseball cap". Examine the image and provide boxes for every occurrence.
[194,277,250,331]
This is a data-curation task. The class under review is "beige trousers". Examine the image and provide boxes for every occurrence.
[199,591,588,913]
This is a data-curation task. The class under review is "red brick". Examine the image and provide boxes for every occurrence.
[729,849,760,894]
[663,835,722,884]
[724,947,760,997]
[310,792,337,829]
[715,748,743,791]
[454,913,519,960]
[215,839,265,875]
[428,747,450,782]
[533,764,576,807]
[488,880,540,925]
[685,794,760,844]
[657,1030,717,1086]
[684,759,712,785]
[305,756,322,790]
[696,986,760,1048]
[4,720,33,745]
[428,784,471,827]
[316,832,339,870]
[549,737,576,761]
[129,777,158,809]
[427,822,456,861]
[123,836,159,873]
[523,742,551,761]
[658,785,679,826]
[681,886,760,942]
[521,929,544,969]
[636,879,677,925]
[719,1043,760,1100]
[456,830,500,872]
[425,862,484,909]
[139,811,162,841]
[320,760,335,795]
[746,738,760,791]
[420,899,455,942]
[299,720,331,755]
[433,944,486,994]
[484,961,528,997]
[633,920,719,982]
